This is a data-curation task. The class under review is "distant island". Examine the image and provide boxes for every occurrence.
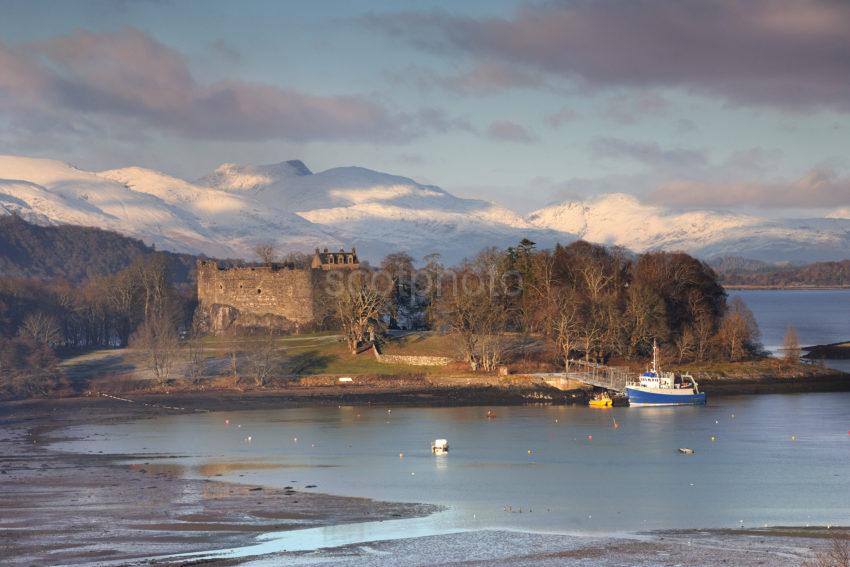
[711,256,850,288]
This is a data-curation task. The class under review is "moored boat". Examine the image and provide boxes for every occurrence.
[625,341,706,407]
[589,393,613,408]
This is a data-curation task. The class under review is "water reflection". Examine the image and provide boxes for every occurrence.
[55,394,850,536]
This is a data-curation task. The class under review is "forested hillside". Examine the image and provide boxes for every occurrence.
[0,215,197,284]
[713,255,850,287]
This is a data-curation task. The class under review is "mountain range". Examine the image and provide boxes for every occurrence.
[1,155,849,264]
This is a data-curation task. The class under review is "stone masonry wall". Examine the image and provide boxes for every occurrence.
[371,346,453,367]
[197,261,318,326]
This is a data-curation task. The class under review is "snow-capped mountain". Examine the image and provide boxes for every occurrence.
[2,154,850,264]
[528,193,850,262]
[0,156,338,259]
[0,155,566,264]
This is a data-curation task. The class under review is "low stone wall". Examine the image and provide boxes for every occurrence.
[372,347,453,367]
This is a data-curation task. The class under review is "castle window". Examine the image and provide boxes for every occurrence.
[347,255,353,264]
[337,254,343,263]
[257,288,262,295]
[219,283,223,291]
[328,255,335,264]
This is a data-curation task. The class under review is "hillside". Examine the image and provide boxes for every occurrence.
[527,194,850,262]
[0,214,197,284]
[5,154,850,264]
[717,258,850,287]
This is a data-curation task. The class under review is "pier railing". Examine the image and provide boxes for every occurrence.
[533,359,632,392]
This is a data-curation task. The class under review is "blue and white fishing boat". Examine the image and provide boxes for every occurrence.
[625,341,706,407]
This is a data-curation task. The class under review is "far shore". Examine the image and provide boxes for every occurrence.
[723,284,850,290]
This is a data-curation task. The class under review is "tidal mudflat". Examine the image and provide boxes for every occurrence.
[4,392,848,565]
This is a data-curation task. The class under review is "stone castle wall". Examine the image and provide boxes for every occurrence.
[196,260,331,333]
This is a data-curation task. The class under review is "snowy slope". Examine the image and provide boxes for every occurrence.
[200,161,569,262]
[0,156,337,259]
[3,154,850,264]
[528,194,850,262]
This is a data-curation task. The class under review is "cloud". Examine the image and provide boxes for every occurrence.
[486,120,536,143]
[385,61,548,96]
[591,137,707,170]
[438,62,547,95]
[0,28,453,143]
[546,106,578,128]
[603,91,672,125]
[365,1,850,111]
[650,168,850,209]
[210,38,242,63]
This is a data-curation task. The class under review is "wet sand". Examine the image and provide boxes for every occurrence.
[159,528,846,566]
[1,394,844,566]
[0,396,438,566]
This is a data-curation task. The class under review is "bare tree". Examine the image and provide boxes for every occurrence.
[19,312,62,347]
[675,326,696,363]
[335,272,389,354]
[254,243,275,265]
[624,284,667,358]
[783,324,801,362]
[134,254,170,321]
[244,330,281,386]
[693,310,715,361]
[552,290,581,371]
[131,312,178,384]
[718,297,761,361]
[102,269,141,346]
[434,266,511,371]
[183,338,206,384]
[475,302,509,372]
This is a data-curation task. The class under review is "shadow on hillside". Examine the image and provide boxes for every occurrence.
[286,351,336,375]
[61,353,135,393]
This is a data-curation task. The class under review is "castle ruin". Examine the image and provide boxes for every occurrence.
[195,248,359,334]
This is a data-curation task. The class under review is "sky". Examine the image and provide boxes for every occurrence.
[1,0,850,214]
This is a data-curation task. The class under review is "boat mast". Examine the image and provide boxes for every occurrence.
[652,338,658,375]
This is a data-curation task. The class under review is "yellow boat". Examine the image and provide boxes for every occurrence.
[589,396,613,408]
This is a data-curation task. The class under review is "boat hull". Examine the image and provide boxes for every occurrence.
[626,386,706,406]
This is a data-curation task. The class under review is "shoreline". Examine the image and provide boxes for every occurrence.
[3,394,847,566]
[724,284,850,290]
[0,396,439,566]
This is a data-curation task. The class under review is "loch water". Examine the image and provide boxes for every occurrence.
[52,290,850,551]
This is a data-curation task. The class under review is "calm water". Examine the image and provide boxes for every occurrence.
[729,289,850,350]
[729,288,850,372]
[51,290,850,556]
[57,396,850,537]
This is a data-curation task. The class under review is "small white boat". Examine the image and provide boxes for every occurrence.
[431,439,449,455]
[678,447,695,455]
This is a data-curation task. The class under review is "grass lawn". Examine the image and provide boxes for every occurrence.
[197,331,445,376]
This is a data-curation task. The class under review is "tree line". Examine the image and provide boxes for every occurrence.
[336,240,763,371]
[0,254,194,398]
[717,257,850,287]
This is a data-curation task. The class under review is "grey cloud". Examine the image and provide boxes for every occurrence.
[0,28,452,143]
[591,137,707,169]
[365,1,850,111]
[603,91,672,125]
[486,120,536,143]
[546,107,578,128]
[650,168,850,208]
